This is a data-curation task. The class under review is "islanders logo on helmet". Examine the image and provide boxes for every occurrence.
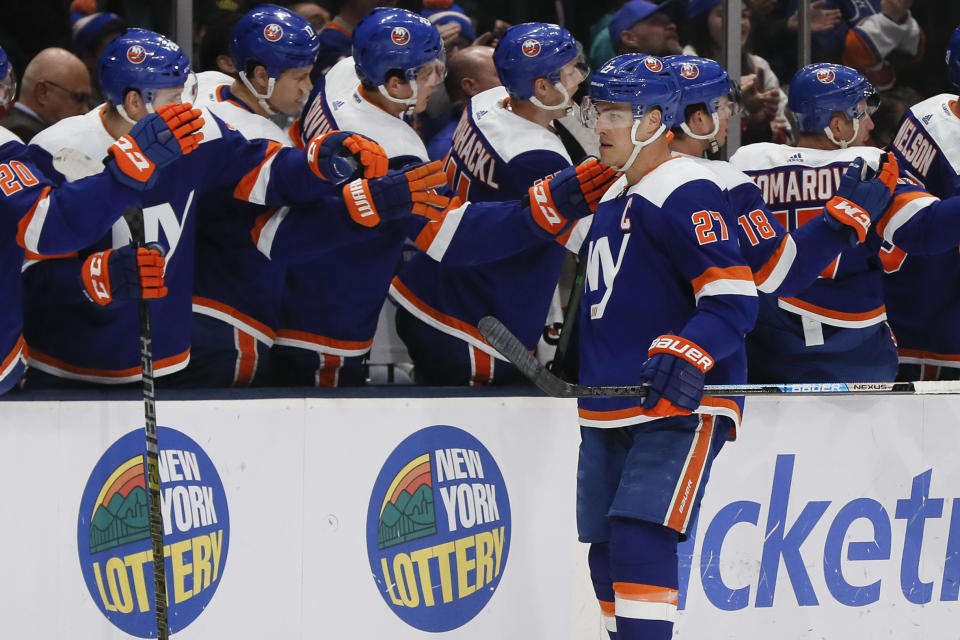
[391,26,411,45]
[263,23,284,42]
[644,57,664,72]
[816,68,836,84]
[366,425,511,632]
[126,45,147,64]
[680,62,700,80]
[521,39,542,57]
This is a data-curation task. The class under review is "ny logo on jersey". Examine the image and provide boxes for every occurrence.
[112,190,196,271]
[585,233,630,320]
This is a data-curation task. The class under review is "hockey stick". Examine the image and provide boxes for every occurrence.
[549,254,586,378]
[123,207,170,640]
[478,316,960,398]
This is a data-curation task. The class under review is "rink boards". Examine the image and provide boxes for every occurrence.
[1,392,959,639]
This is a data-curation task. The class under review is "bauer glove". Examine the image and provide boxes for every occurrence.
[823,154,896,244]
[306,130,389,184]
[81,244,167,306]
[526,158,618,237]
[342,160,449,227]
[637,335,714,417]
[106,102,205,191]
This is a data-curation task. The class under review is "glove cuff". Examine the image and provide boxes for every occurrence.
[528,178,571,236]
[343,178,381,227]
[81,249,115,306]
[824,195,870,243]
[648,335,714,373]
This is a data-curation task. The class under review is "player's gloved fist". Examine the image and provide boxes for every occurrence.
[81,244,167,307]
[527,158,619,237]
[638,335,714,417]
[342,160,448,227]
[823,155,894,244]
[106,103,205,191]
[307,130,389,184]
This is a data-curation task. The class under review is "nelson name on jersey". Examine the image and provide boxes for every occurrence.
[891,116,939,180]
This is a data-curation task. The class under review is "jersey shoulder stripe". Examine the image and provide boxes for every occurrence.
[468,87,571,165]
[730,142,884,172]
[626,155,723,206]
[903,94,960,175]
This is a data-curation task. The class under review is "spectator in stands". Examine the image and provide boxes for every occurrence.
[3,48,91,143]
[749,0,843,89]
[71,10,125,100]
[197,10,242,75]
[289,1,333,33]
[311,0,397,78]
[683,0,789,144]
[808,0,925,91]
[422,1,478,56]
[609,0,685,57]
[869,84,921,147]
[425,44,499,161]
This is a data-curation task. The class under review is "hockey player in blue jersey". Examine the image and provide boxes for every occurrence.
[390,22,591,385]
[270,7,449,386]
[0,45,202,394]
[572,54,757,640]
[884,25,960,380]
[729,63,908,383]
[23,28,421,387]
[185,4,389,386]
[666,55,886,305]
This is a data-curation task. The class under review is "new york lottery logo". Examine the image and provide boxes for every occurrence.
[77,427,230,637]
[366,425,511,632]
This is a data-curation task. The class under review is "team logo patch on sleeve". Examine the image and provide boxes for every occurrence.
[392,26,411,45]
[644,57,664,72]
[126,46,147,64]
[263,23,284,42]
[77,427,230,637]
[521,39,542,57]
[366,425,511,632]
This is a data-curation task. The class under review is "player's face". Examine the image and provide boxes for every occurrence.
[152,85,185,109]
[594,102,636,167]
[835,99,874,147]
[270,65,314,115]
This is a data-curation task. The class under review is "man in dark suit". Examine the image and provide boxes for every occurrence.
[3,48,90,142]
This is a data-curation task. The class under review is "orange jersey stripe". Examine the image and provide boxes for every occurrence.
[875,190,936,238]
[234,140,283,202]
[29,347,189,379]
[779,296,885,323]
[612,583,679,605]
[691,265,754,294]
[391,276,486,343]
[233,329,257,386]
[842,29,879,69]
[193,296,277,342]
[598,600,616,616]
[15,186,51,251]
[276,329,373,352]
[753,235,789,287]
[1,335,26,373]
[898,349,960,363]
[667,415,714,532]
[316,353,342,387]
[251,208,277,246]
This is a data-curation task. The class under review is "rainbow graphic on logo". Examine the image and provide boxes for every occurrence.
[89,455,149,554]
[378,453,437,549]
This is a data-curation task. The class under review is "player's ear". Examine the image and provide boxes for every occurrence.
[828,112,847,140]
[532,76,550,101]
[123,89,144,118]
[216,54,236,76]
[384,74,404,97]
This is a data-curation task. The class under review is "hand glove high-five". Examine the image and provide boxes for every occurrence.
[106,103,205,191]
[823,155,896,244]
[637,335,714,418]
[343,160,449,227]
[307,130,389,184]
[81,244,167,306]
[527,158,619,237]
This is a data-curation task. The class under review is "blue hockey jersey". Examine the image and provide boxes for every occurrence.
[390,86,573,358]
[576,156,757,432]
[886,94,960,370]
[24,105,344,383]
[0,126,145,392]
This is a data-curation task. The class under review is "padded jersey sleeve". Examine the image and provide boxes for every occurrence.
[873,181,960,255]
[10,142,141,256]
[649,180,758,362]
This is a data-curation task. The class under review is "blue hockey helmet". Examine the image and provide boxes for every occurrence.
[353,7,446,109]
[947,25,960,90]
[0,45,15,109]
[581,54,682,170]
[99,29,193,123]
[493,23,588,110]
[665,55,742,152]
[788,63,879,147]
[231,4,319,113]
